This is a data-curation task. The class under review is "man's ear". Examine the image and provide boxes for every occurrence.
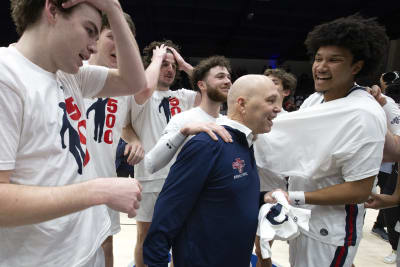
[44,0,58,24]
[197,80,206,91]
[282,89,291,97]
[237,96,246,115]
[352,60,364,76]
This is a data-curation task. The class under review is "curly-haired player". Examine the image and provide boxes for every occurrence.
[260,14,389,267]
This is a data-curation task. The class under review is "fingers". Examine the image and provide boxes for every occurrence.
[205,128,218,141]
[212,126,233,143]
[62,0,83,9]
[124,143,131,156]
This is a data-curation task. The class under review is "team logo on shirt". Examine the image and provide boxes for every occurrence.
[232,158,248,179]
[391,115,400,125]
[86,98,118,144]
[59,96,90,175]
[232,158,245,173]
[159,96,182,123]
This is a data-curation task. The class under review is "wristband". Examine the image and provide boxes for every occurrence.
[289,191,305,206]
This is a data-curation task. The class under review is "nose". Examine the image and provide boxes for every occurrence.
[314,59,328,72]
[224,76,232,85]
[88,43,97,55]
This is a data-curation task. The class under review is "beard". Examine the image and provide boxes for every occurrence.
[206,83,227,102]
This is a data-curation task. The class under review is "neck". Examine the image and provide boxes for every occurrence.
[323,81,355,102]
[199,97,221,118]
[15,26,57,73]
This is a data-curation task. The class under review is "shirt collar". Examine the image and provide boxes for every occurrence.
[217,117,254,147]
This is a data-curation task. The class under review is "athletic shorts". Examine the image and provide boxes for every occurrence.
[289,233,360,267]
[135,192,160,222]
[107,207,121,236]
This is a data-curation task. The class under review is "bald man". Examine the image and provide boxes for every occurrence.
[143,75,282,267]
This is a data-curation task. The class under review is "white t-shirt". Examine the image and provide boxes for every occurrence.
[380,95,400,173]
[255,89,386,246]
[84,95,129,235]
[255,109,288,191]
[127,89,197,192]
[0,46,110,266]
[144,106,219,174]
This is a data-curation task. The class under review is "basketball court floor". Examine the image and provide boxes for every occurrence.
[113,208,394,266]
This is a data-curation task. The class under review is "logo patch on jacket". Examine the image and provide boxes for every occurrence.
[232,158,248,179]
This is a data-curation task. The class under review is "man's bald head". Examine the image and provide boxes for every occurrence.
[227,74,282,134]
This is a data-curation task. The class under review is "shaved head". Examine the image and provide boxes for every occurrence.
[227,74,281,134]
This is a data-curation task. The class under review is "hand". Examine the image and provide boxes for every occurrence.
[62,0,121,14]
[151,44,168,63]
[264,189,289,204]
[124,140,145,165]
[167,47,193,73]
[100,178,142,218]
[364,193,394,209]
[180,122,233,143]
[367,85,387,106]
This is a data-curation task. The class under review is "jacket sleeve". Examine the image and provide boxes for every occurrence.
[143,136,218,267]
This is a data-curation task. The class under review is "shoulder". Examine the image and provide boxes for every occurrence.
[172,88,197,97]
[300,92,323,109]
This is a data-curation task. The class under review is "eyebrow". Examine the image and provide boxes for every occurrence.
[87,20,99,37]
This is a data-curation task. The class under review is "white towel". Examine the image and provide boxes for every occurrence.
[257,191,311,259]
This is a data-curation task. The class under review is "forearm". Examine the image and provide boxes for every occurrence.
[0,180,105,227]
[302,177,375,205]
[145,131,187,174]
[106,4,146,93]
[383,132,400,162]
[121,123,140,143]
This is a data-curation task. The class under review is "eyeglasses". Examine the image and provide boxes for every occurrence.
[382,71,400,85]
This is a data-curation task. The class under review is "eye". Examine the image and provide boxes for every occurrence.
[86,27,94,37]
[314,57,322,62]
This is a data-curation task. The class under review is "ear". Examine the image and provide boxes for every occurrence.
[197,80,206,91]
[44,0,58,24]
[351,60,364,76]
[282,89,291,97]
[236,96,246,114]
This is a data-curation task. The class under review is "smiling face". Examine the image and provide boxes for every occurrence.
[158,52,177,89]
[244,84,282,134]
[50,3,101,73]
[312,45,363,101]
[199,66,231,103]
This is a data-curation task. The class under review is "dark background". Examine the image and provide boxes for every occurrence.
[1,0,399,94]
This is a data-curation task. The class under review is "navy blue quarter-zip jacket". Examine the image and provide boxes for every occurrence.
[143,126,260,267]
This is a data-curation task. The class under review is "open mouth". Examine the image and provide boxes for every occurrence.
[316,76,332,81]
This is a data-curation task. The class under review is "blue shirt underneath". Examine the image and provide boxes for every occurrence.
[143,126,260,267]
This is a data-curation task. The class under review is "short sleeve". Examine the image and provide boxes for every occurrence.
[180,89,197,108]
[341,140,384,182]
[0,83,23,170]
[382,95,400,136]
[77,64,109,98]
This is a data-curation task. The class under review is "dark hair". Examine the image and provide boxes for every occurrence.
[191,56,231,92]
[142,40,182,82]
[264,68,297,94]
[101,12,136,36]
[11,0,79,35]
[304,14,389,79]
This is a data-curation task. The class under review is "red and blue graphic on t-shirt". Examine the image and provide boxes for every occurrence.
[86,98,118,144]
[158,96,182,123]
[59,97,90,175]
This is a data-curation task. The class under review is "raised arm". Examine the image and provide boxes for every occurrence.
[63,0,147,97]
[134,45,168,105]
